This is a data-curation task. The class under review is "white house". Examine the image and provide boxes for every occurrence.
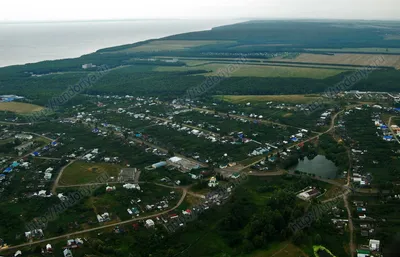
[145,219,155,228]
[44,173,52,180]
[369,239,380,251]
[82,63,96,69]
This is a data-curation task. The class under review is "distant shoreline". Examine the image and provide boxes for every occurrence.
[0,19,237,68]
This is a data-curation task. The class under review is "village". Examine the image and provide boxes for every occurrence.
[0,93,399,257]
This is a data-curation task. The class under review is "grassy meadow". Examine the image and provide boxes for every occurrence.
[59,161,121,185]
[0,102,44,113]
[155,63,346,79]
[215,94,323,104]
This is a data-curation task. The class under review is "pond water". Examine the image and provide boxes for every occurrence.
[290,155,338,179]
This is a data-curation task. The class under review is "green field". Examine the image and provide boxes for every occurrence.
[306,47,400,53]
[155,63,346,79]
[59,161,121,185]
[119,40,234,52]
[0,102,44,114]
[215,94,323,104]
[246,242,308,257]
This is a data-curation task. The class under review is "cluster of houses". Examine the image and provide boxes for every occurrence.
[372,114,397,142]
[142,185,233,231]
[342,90,400,103]
[316,110,333,126]
[349,149,372,188]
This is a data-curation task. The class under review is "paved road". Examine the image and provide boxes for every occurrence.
[0,188,187,253]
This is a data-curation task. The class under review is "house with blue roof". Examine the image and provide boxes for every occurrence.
[383,135,393,141]
[3,167,12,173]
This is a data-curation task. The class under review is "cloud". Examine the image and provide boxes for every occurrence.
[0,0,399,22]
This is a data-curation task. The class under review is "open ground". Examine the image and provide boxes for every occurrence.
[215,94,324,104]
[0,102,44,114]
[58,161,121,185]
[272,53,400,69]
[119,40,235,52]
[155,63,346,79]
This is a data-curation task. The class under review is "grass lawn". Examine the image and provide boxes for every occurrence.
[0,102,44,114]
[155,63,345,79]
[246,242,309,257]
[59,161,121,185]
[215,94,323,104]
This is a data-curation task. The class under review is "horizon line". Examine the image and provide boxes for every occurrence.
[1,17,400,24]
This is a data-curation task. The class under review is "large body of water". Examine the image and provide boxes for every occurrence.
[290,155,338,179]
[0,19,237,68]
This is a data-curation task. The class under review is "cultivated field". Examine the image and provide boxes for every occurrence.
[215,94,323,104]
[0,102,44,114]
[59,161,121,185]
[155,63,346,79]
[272,53,400,69]
[306,47,400,53]
[230,43,293,49]
[121,40,234,52]
[385,35,400,40]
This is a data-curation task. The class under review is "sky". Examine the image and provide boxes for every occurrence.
[0,0,399,22]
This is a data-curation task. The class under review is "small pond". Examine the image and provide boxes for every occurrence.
[290,155,338,179]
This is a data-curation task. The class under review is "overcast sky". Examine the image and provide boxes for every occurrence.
[0,0,399,22]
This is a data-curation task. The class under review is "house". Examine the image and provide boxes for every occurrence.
[123,183,140,190]
[44,173,52,180]
[82,63,96,69]
[356,249,370,257]
[151,161,167,169]
[58,193,68,201]
[63,249,73,257]
[15,134,33,140]
[182,209,192,215]
[145,219,155,228]
[231,172,241,179]
[46,244,53,253]
[38,190,47,197]
[106,186,116,192]
[369,239,380,251]
[25,229,44,240]
[208,177,218,188]
[97,213,110,223]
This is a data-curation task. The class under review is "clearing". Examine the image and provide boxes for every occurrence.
[0,102,44,114]
[306,47,400,53]
[155,63,345,79]
[59,161,121,185]
[246,242,308,257]
[272,53,400,69]
[215,94,323,104]
[120,40,234,52]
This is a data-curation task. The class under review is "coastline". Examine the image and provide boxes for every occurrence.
[0,19,238,68]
